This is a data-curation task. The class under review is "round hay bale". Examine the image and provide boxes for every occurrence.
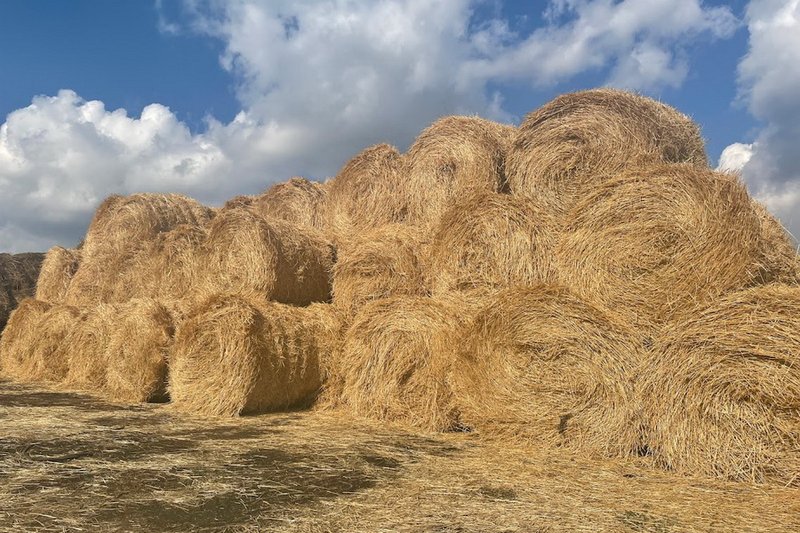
[221,194,255,212]
[252,177,327,230]
[450,285,639,456]
[202,208,334,305]
[405,116,516,226]
[638,284,800,485]
[170,294,337,416]
[332,224,429,316]
[104,299,175,403]
[62,303,117,390]
[427,190,556,294]
[36,247,80,303]
[81,193,214,259]
[19,303,82,383]
[322,143,408,240]
[554,164,777,331]
[327,296,467,432]
[507,88,707,215]
[0,298,52,379]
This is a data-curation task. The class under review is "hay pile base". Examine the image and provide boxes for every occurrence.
[555,164,777,331]
[35,247,80,303]
[201,208,334,305]
[62,303,117,390]
[104,299,175,403]
[332,224,429,316]
[451,285,639,457]
[506,88,707,215]
[170,295,340,417]
[427,190,556,294]
[326,296,469,432]
[638,284,800,485]
[404,116,515,227]
[0,299,52,379]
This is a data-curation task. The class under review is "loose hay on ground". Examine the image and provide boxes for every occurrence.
[35,247,80,303]
[638,284,800,486]
[332,224,429,316]
[451,285,639,457]
[170,294,342,417]
[201,208,334,305]
[554,164,778,331]
[404,116,516,227]
[506,88,707,216]
[427,190,556,294]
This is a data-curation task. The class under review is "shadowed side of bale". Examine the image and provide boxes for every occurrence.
[81,193,214,259]
[202,208,334,305]
[322,143,408,240]
[62,304,117,390]
[427,190,557,295]
[638,284,800,485]
[451,285,639,457]
[104,299,175,403]
[507,89,707,215]
[36,247,80,303]
[1,253,45,327]
[404,116,516,227]
[170,295,337,416]
[555,165,776,331]
[252,177,327,230]
[326,296,469,432]
[0,299,52,379]
[332,224,429,317]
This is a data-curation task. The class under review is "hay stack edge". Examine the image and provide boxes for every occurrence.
[1,88,799,487]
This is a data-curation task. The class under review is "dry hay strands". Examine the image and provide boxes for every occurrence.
[638,284,800,485]
[202,208,334,305]
[0,298,52,379]
[170,294,341,417]
[322,143,408,240]
[554,164,779,332]
[252,177,327,230]
[451,285,639,457]
[104,299,175,403]
[81,193,214,259]
[751,199,799,284]
[404,116,516,227]
[507,88,707,215]
[326,295,470,432]
[0,253,45,324]
[62,303,117,390]
[36,246,80,303]
[427,190,557,295]
[332,224,429,317]
[63,250,136,306]
[0,285,13,332]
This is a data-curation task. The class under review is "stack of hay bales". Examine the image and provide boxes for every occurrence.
[3,87,800,488]
[0,252,44,331]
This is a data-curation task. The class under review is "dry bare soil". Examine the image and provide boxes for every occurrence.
[1,379,798,532]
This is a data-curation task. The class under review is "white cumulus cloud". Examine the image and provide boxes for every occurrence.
[720,0,800,239]
[1,0,738,251]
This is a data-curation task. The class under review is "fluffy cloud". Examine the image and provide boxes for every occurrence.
[719,0,800,239]
[1,0,737,251]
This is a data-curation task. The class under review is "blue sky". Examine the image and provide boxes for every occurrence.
[1,0,798,251]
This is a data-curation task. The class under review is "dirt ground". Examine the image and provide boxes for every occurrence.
[1,379,798,532]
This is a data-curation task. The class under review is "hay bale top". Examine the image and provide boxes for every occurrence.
[81,193,214,258]
[555,164,773,329]
[322,143,407,239]
[451,284,640,455]
[252,177,327,230]
[35,247,80,303]
[507,88,707,215]
[639,283,800,484]
[751,200,799,284]
[202,207,334,305]
[404,115,516,226]
[427,189,557,294]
